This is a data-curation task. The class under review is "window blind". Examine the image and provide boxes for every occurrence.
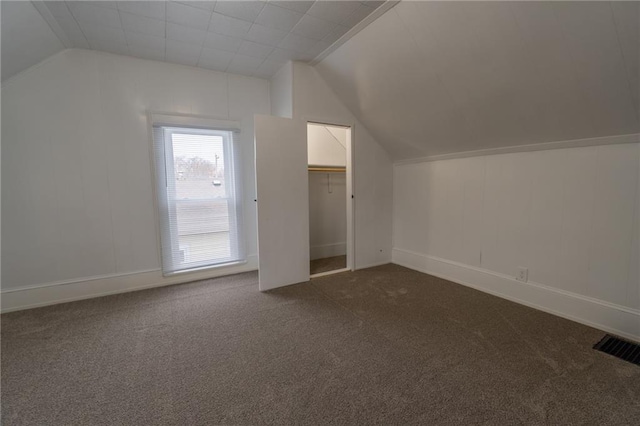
[152,125,245,274]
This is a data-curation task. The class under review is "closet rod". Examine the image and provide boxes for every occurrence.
[308,166,346,173]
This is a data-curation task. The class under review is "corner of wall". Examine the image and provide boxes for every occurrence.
[1,48,72,89]
[391,141,640,342]
[269,61,293,119]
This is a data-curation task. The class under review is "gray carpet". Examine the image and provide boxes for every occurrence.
[2,264,639,425]
[310,255,346,275]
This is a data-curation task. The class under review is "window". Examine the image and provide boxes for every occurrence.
[152,124,244,274]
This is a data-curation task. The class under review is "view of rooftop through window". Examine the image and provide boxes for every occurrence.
[172,133,226,200]
[153,123,245,274]
[171,132,232,266]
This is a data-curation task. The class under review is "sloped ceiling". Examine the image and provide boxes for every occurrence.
[1,1,65,81]
[2,1,385,81]
[315,1,640,160]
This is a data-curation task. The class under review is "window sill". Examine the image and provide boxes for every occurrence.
[162,259,248,277]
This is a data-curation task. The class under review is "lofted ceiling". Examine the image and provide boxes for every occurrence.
[4,1,638,160]
[1,1,65,81]
[1,1,385,81]
[316,1,640,160]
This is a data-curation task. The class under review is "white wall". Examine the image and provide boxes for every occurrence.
[270,61,292,119]
[1,49,270,310]
[309,172,347,260]
[293,62,392,269]
[307,123,347,167]
[393,142,640,340]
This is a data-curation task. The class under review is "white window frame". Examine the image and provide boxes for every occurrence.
[149,113,245,275]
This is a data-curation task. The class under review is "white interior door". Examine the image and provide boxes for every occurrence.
[255,114,309,291]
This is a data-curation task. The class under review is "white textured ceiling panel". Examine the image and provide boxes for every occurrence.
[1,1,65,81]
[28,0,385,78]
[316,1,640,160]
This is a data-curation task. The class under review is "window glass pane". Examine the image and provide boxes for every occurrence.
[176,200,231,263]
[172,133,227,200]
[153,124,244,274]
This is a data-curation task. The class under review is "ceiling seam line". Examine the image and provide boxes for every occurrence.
[194,4,215,68]
[30,1,72,48]
[64,1,91,49]
[115,4,128,55]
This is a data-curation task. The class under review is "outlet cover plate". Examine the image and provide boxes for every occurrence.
[516,267,528,282]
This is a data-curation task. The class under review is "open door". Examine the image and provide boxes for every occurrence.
[255,115,309,291]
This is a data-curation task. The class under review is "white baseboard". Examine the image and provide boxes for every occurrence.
[310,242,347,260]
[1,255,258,313]
[392,248,640,342]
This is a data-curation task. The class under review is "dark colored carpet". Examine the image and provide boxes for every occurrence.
[310,255,347,275]
[2,264,639,425]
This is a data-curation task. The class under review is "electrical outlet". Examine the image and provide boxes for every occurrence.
[516,267,528,282]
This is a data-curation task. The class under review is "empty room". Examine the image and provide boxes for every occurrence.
[1,0,639,424]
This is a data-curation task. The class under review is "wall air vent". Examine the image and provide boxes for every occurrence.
[593,335,640,366]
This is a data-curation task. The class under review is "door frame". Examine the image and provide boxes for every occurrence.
[306,118,355,274]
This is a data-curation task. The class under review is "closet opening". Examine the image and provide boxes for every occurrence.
[307,122,353,277]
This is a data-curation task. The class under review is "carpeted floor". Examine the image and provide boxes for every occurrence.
[310,255,347,275]
[2,264,639,425]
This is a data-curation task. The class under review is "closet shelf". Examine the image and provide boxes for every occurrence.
[308,166,346,173]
